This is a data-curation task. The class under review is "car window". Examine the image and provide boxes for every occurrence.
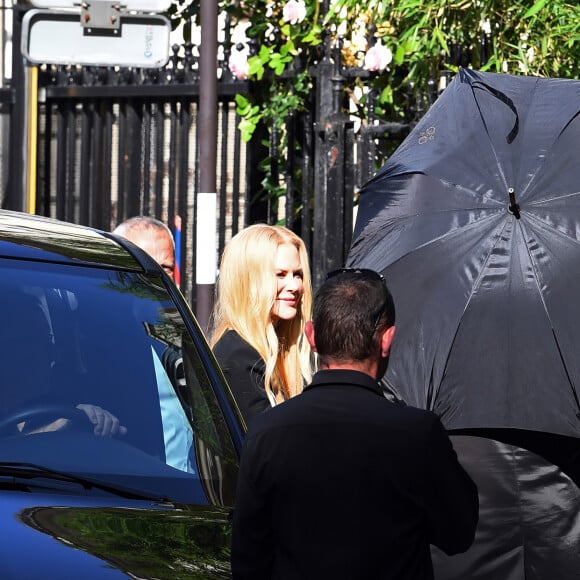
[0,259,238,506]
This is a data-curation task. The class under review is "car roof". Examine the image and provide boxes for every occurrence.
[0,210,147,271]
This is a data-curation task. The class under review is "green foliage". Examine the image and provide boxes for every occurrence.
[173,0,580,204]
[234,95,261,143]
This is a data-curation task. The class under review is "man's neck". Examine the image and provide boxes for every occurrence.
[319,359,379,380]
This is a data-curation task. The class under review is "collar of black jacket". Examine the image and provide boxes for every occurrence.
[305,369,384,397]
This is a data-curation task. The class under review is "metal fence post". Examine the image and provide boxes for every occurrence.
[5,5,26,212]
[196,0,218,335]
[311,39,354,290]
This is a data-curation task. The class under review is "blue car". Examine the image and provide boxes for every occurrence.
[0,210,244,578]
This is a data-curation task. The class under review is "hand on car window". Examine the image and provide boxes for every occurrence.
[76,404,128,437]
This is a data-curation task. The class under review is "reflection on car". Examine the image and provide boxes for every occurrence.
[0,210,244,578]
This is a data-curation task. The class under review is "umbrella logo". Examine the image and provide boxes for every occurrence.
[418,126,436,144]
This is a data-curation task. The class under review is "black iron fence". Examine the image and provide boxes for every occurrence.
[34,47,255,308]
[30,48,416,306]
[0,87,13,204]
[1,3,455,317]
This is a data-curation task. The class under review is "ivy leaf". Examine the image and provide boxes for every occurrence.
[234,94,251,116]
[272,60,288,75]
[248,55,266,79]
[280,23,292,37]
[285,39,299,56]
[238,117,259,142]
[279,43,291,57]
[269,51,293,75]
[303,25,323,45]
[258,44,271,61]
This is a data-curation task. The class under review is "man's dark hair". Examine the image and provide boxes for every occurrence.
[313,269,395,362]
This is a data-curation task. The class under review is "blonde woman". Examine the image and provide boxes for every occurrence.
[210,224,313,428]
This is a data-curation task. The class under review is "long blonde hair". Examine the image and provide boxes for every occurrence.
[210,224,313,402]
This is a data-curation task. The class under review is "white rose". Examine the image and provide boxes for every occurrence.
[229,51,249,80]
[363,43,393,72]
[282,0,307,25]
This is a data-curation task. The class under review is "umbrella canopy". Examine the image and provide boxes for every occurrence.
[348,68,580,438]
[431,435,580,579]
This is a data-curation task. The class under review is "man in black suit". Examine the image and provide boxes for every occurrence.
[231,268,478,580]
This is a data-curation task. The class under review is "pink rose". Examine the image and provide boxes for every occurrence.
[363,43,393,72]
[282,0,306,25]
[229,51,249,80]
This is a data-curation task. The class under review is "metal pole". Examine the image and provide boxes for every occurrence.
[196,0,218,335]
[6,5,26,212]
[25,66,38,214]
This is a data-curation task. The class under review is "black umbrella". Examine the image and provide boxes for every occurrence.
[348,68,580,438]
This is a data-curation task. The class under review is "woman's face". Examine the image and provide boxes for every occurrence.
[271,242,304,324]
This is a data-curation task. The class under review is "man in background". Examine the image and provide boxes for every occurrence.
[113,216,176,280]
[113,215,193,471]
[231,268,478,580]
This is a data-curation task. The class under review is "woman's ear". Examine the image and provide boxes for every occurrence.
[305,320,317,352]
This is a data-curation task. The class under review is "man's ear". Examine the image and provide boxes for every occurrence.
[305,320,317,352]
[380,325,396,358]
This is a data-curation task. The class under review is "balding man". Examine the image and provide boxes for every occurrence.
[113,216,176,280]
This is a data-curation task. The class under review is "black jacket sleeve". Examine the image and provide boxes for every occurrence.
[231,433,274,580]
[413,416,479,554]
[213,331,271,427]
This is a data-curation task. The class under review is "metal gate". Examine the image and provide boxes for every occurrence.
[34,53,253,310]
[2,2,430,319]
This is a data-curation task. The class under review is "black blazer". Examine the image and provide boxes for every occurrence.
[232,369,479,580]
[212,330,271,427]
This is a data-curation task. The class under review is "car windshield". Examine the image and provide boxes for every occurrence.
[0,259,238,505]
